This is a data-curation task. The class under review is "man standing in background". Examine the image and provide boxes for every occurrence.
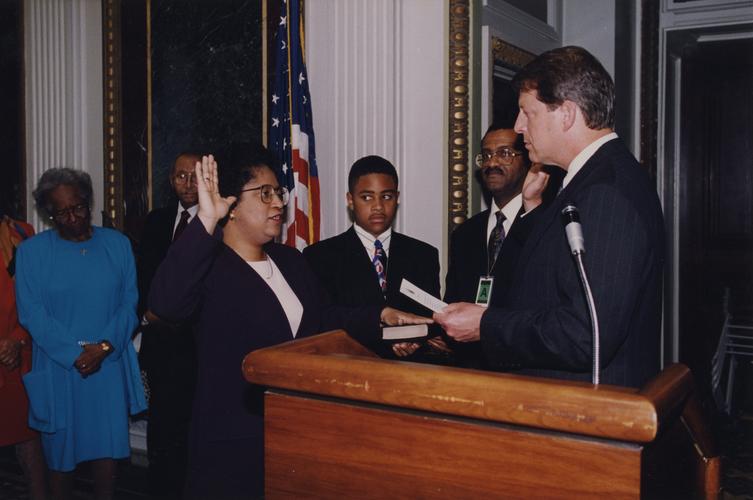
[137,152,201,498]
[444,119,563,368]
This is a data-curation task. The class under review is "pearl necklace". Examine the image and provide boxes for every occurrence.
[259,256,273,280]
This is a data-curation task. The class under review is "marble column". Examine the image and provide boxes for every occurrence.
[24,0,103,230]
[306,0,447,261]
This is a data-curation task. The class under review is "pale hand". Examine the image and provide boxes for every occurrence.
[433,302,485,342]
[522,162,550,213]
[380,307,434,327]
[196,154,237,234]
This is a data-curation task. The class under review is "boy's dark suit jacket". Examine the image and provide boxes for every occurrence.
[480,138,665,388]
[303,226,441,319]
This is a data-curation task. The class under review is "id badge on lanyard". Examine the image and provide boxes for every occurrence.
[475,276,494,307]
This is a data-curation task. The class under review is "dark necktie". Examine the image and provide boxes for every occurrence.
[487,211,506,270]
[172,210,190,242]
[372,239,388,295]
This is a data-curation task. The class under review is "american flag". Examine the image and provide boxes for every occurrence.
[269,0,320,250]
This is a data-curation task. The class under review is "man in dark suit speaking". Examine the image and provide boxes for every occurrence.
[136,152,201,497]
[435,46,665,388]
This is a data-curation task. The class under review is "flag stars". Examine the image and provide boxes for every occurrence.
[282,163,288,174]
[280,16,286,26]
[281,41,287,50]
[272,117,280,127]
[298,72,305,85]
[272,94,279,104]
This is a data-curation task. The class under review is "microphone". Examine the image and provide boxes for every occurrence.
[561,204,600,385]
[561,205,585,255]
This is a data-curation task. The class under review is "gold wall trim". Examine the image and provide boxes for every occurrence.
[447,0,470,235]
[491,36,534,69]
[146,0,153,210]
[261,0,267,146]
[102,0,123,229]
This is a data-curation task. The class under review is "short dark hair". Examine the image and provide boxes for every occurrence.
[32,167,93,217]
[171,152,203,174]
[218,143,280,200]
[511,45,615,129]
[482,123,530,168]
[347,155,398,193]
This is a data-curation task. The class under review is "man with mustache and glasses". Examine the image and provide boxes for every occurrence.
[442,119,563,368]
[136,152,202,498]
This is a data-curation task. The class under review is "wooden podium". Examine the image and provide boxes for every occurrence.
[243,331,720,499]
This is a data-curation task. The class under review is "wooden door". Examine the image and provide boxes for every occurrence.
[678,38,753,401]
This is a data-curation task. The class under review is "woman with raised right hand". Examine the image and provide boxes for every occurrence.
[148,145,430,499]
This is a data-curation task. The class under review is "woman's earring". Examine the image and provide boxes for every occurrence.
[229,211,235,221]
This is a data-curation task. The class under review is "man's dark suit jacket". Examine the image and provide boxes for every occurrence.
[137,205,178,318]
[444,205,536,308]
[303,226,441,319]
[480,138,665,388]
[136,203,197,495]
[444,168,564,368]
[444,207,536,369]
[445,165,565,308]
[136,204,197,377]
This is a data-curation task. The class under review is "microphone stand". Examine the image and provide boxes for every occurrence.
[562,205,600,385]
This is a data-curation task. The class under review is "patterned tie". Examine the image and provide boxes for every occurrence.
[172,210,190,242]
[372,239,388,294]
[487,211,506,270]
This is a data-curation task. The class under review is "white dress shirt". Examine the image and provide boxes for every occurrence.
[353,223,392,260]
[561,132,619,190]
[485,194,522,242]
[246,256,303,337]
[172,202,199,237]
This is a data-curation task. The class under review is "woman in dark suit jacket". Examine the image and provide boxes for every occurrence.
[149,146,429,499]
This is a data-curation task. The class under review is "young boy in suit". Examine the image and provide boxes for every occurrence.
[303,155,441,358]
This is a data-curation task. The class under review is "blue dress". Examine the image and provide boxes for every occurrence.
[15,227,146,472]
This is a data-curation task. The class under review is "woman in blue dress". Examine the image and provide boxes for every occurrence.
[15,168,146,499]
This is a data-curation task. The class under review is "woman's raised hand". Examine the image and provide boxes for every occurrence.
[522,162,550,213]
[196,155,237,234]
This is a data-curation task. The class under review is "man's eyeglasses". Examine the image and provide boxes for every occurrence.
[173,172,197,185]
[241,185,290,206]
[474,147,523,167]
[50,204,89,221]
